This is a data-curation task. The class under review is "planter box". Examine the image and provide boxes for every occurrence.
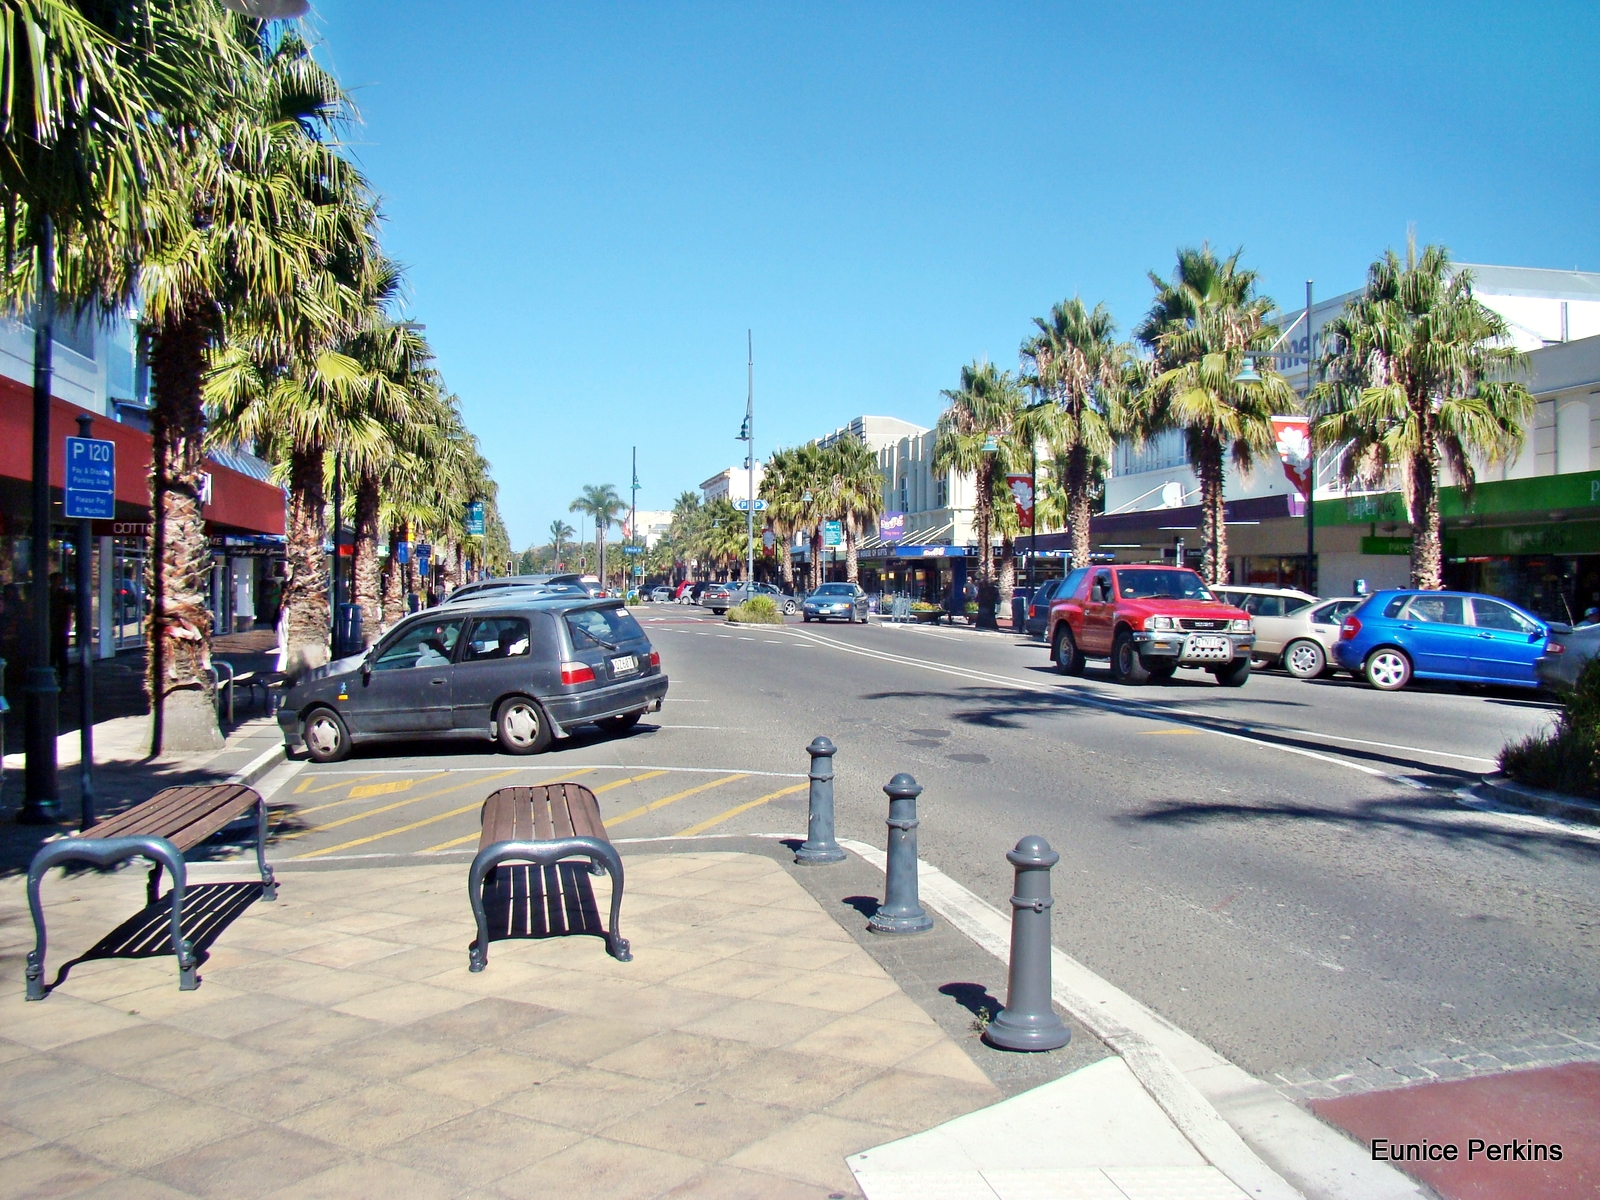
[912,609,946,624]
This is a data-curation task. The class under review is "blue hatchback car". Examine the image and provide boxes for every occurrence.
[1332,590,1553,691]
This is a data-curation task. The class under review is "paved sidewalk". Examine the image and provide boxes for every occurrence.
[1,851,1005,1198]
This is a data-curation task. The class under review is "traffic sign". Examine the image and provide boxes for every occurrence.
[734,498,767,511]
[64,436,115,519]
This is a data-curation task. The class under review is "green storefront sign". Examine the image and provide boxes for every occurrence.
[1319,468,1600,529]
[1360,535,1413,556]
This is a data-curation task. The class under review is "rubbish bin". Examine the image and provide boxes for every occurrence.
[1011,588,1033,632]
[335,603,362,660]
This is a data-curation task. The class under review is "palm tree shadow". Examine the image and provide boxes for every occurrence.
[43,881,265,994]
[479,862,608,948]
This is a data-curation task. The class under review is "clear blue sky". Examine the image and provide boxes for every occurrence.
[312,1,1598,551]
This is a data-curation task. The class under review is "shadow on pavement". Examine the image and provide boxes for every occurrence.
[480,861,607,948]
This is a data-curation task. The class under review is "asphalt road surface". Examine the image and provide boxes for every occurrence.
[272,605,1600,1085]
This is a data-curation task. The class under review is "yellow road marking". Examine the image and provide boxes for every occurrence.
[594,770,668,794]
[294,778,312,794]
[348,779,417,799]
[1139,728,1203,735]
[281,769,522,840]
[295,772,452,817]
[301,773,380,796]
[674,783,807,837]
[418,770,635,852]
[606,774,747,829]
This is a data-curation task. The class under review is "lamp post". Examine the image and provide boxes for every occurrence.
[1021,398,1050,587]
[736,332,754,587]
[977,434,999,629]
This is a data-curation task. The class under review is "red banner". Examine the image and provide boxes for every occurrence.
[1270,416,1312,499]
[1006,473,1035,530]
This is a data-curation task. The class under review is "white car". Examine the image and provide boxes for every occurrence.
[1213,586,1318,668]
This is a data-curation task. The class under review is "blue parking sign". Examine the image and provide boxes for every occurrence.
[64,436,116,519]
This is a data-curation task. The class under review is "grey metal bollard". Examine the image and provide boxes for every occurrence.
[795,736,846,864]
[984,835,1071,1051]
[868,773,933,934]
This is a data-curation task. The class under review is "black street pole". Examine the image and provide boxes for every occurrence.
[20,217,59,824]
[1029,439,1037,587]
[75,415,95,827]
[1305,279,1317,595]
[330,453,342,657]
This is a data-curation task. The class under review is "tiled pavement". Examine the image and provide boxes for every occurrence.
[0,852,1002,1199]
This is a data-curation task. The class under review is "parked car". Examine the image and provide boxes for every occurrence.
[1023,571,1087,639]
[1265,596,1366,678]
[278,593,668,762]
[649,586,674,602]
[1536,619,1600,690]
[1046,564,1255,686]
[1333,590,1551,691]
[720,582,799,615]
[1211,587,1317,662]
[699,583,733,613]
[803,582,870,623]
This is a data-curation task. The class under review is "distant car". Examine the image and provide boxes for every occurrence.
[649,586,674,603]
[1535,619,1600,690]
[722,582,799,616]
[278,593,668,762]
[803,583,869,623]
[1333,590,1551,691]
[1263,596,1365,679]
[1024,571,1086,639]
[699,583,733,614]
[1211,586,1318,665]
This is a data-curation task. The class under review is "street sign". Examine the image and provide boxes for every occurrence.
[633,566,644,576]
[396,540,411,565]
[822,520,843,548]
[465,500,485,537]
[623,545,644,555]
[64,436,115,519]
[417,543,432,575]
[734,498,768,511]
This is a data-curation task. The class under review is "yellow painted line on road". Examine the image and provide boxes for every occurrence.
[281,769,522,840]
[294,772,450,816]
[594,770,668,794]
[606,774,747,829]
[675,783,807,837]
[296,773,378,796]
[418,769,655,853]
[349,779,418,799]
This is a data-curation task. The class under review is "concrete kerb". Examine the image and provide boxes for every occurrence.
[1468,774,1600,828]
[837,838,1427,1200]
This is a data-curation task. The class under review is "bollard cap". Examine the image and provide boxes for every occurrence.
[1007,834,1059,869]
[807,736,836,757]
[883,772,922,800]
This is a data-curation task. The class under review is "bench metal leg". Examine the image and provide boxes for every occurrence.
[255,796,277,900]
[26,836,196,1000]
[468,836,631,971]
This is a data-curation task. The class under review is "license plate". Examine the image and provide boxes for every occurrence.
[610,655,637,675]
[1188,636,1228,653]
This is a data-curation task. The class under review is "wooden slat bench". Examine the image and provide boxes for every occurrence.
[468,782,630,970]
[25,783,276,1000]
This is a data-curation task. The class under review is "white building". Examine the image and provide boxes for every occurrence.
[623,509,673,549]
[700,464,765,505]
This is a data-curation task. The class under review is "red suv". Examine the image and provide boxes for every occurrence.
[1046,564,1255,686]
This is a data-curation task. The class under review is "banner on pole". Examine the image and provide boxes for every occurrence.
[822,520,843,548]
[1005,474,1035,530]
[878,512,905,542]
[1270,416,1313,498]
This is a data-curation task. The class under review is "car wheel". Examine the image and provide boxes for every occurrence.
[1211,658,1251,687]
[1364,648,1412,691]
[1051,626,1086,676]
[495,696,553,754]
[803,613,812,622]
[303,707,351,763]
[783,600,797,615]
[1149,663,1177,682]
[1282,639,1327,680]
[598,709,644,734]
[1111,630,1151,685]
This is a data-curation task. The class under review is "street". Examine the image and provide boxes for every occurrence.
[273,607,1600,1088]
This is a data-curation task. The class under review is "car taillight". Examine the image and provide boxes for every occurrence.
[1340,616,1361,640]
[1545,641,1565,654]
[1029,606,1038,619]
[560,662,595,685]
[649,650,660,668]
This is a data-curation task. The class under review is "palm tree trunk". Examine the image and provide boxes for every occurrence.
[779,531,794,586]
[597,524,607,587]
[380,526,404,631]
[811,528,823,589]
[976,461,995,584]
[146,314,221,752]
[845,522,860,584]
[998,536,1015,616]
[1410,441,1443,590]
[1067,446,1093,570]
[282,442,330,676]
[352,471,381,645]
[1196,438,1227,585]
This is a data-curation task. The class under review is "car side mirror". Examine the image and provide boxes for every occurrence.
[1530,631,1544,643]
[361,658,373,684]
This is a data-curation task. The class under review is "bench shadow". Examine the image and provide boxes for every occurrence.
[43,880,264,994]
[479,862,608,948]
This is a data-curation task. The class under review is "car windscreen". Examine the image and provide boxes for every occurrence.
[1114,569,1213,601]
[566,606,648,650]
[814,585,855,596]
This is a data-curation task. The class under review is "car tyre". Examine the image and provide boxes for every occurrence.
[1282,638,1326,680]
[598,709,644,734]
[783,600,797,615]
[1111,629,1151,685]
[803,613,812,623]
[1149,662,1177,682]
[1051,626,1086,676]
[1211,658,1251,687]
[495,696,553,754]
[1364,648,1412,691]
[303,707,351,764]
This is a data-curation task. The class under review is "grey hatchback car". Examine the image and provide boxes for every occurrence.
[278,594,668,763]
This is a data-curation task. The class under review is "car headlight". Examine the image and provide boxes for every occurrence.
[1229,618,1251,633]
[1147,615,1174,631]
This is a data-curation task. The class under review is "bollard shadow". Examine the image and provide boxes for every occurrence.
[41,880,264,994]
[840,895,881,920]
[939,981,1003,1024]
[478,862,607,949]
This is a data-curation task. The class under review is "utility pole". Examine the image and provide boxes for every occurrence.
[74,415,96,827]
[631,446,639,595]
[745,331,754,587]
[1305,280,1317,596]
[21,217,59,824]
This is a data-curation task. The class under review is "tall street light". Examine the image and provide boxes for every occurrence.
[737,332,754,587]
[20,219,58,823]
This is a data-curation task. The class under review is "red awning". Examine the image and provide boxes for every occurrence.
[0,374,285,536]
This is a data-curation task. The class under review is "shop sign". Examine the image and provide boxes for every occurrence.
[64,436,116,519]
[894,544,973,558]
[1448,521,1600,558]
[822,520,843,548]
[1361,535,1413,556]
[1005,474,1035,529]
[879,512,905,542]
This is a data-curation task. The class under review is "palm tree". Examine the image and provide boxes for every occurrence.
[548,519,575,569]
[831,438,884,585]
[570,484,626,588]
[1311,243,1534,589]
[933,361,1025,588]
[1021,298,1134,569]
[760,448,802,587]
[1135,246,1297,585]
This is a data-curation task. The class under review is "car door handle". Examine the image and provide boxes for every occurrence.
[1478,633,1494,639]
[429,678,447,686]
[1400,622,1415,630]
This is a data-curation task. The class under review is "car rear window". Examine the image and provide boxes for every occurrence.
[567,606,647,648]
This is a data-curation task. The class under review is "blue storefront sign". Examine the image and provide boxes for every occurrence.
[64,436,116,519]
[893,544,974,558]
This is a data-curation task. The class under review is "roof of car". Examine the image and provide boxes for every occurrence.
[423,592,630,617]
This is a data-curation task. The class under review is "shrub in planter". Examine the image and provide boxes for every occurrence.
[727,595,782,624]
[1500,655,1600,798]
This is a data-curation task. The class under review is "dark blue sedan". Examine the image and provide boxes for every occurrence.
[1332,590,1553,691]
